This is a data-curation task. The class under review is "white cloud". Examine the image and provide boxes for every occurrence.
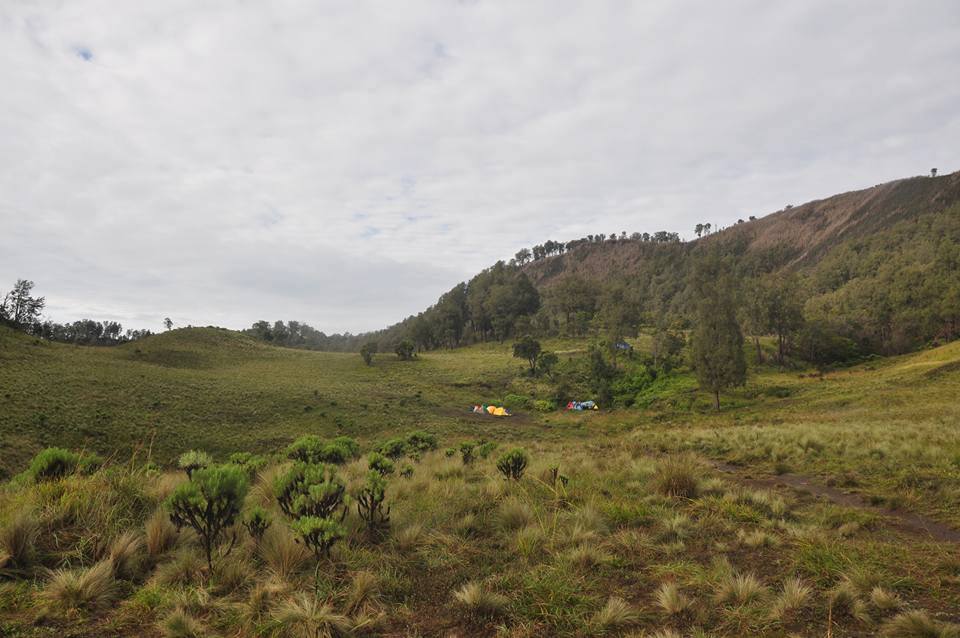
[2,1,958,332]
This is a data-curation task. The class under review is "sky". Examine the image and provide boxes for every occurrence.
[1,1,958,334]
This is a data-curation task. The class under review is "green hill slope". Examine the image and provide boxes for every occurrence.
[0,326,527,477]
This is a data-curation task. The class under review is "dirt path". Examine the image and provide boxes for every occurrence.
[712,462,960,543]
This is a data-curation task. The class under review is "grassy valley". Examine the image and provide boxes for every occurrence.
[2,324,960,636]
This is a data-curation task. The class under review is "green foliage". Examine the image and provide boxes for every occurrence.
[77,453,104,475]
[496,448,529,481]
[378,437,408,460]
[405,430,438,453]
[503,394,532,410]
[273,462,347,521]
[355,470,391,535]
[537,351,559,376]
[287,435,358,465]
[177,450,212,478]
[533,399,556,412]
[691,252,747,409]
[611,364,655,406]
[395,339,416,360]
[459,442,477,465]
[367,452,395,476]
[476,440,498,459]
[399,464,414,479]
[513,335,542,374]
[242,506,272,542]
[360,341,378,365]
[796,320,861,371]
[166,464,249,569]
[227,452,268,478]
[26,447,80,482]
[289,516,346,559]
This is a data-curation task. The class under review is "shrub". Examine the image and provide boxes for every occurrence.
[27,447,80,481]
[459,442,477,465]
[359,341,377,366]
[273,463,346,520]
[367,452,395,476]
[176,450,212,479]
[394,339,416,360]
[289,516,346,559]
[496,448,529,481]
[533,399,556,412]
[503,394,532,410]
[399,463,414,479]
[227,452,268,478]
[378,437,408,460]
[243,506,272,542]
[287,435,358,465]
[476,440,498,459]
[405,430,438,453]
[653,455,700,498]
[355,471,391,536]
[166,464,249,569]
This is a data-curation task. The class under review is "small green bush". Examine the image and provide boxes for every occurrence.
[273,463,346,520]
[367,452,395,476]
[287,435,358,465]
[378,438,408,460]
[503,394,532,410]
[477,441,498,459]
[167,464,249,569]
[27,447,80,482]
[228,452,268,477]
[289,516,345,559]
[496,448,529,481]
[459,442,477,465]
[405,430,438,453]
[533,399,556,413]
[177,450,212,478]
[243,506,272,542]
[356,471,390,535]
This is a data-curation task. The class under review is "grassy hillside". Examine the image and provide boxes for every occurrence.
[0,326,539,478]
[3,325,960,636]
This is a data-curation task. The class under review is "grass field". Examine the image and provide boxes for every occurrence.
[2,325,960,636]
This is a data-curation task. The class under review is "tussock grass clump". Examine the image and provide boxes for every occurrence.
[870,586,905,613]
[152,549,206,587]
[343,570,379,614]
[769,577,811,621]
[881,610,960,637]
[655,581,691,615]
[828,580,871,623]
[211,556,252,595]
[160,608,205,638]
[241,581,285,626]
[145,509,178,557]
[453,581,509,617]
[392,523,424,553]
[652,455,700,499]
[714,572,768,606]
[499,498,534,530]
[260,526,309,580]
[272,592,351,637]
[0,513,39,573]
[39,559,117,615]
[567,544,608,569]
[108,530,143,580]
[590,596,639,632]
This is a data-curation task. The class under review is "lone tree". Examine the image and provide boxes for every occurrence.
[166,465,249,570]
[360,341,378,366]
[394,339,415,360]
[512,335,541,375]
[163,317,173,331]
[1,279,45,328]
[690,252,747,410]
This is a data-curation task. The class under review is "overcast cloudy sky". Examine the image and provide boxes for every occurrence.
[2,1,958,333]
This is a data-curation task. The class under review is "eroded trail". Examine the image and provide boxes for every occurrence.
[712,462,960,543]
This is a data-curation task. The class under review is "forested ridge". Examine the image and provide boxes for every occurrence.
[247,171,960,364]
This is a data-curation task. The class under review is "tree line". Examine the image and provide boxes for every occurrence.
[1,279,154,345]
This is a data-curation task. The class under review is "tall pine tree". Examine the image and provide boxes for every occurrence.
[691,251,747,410]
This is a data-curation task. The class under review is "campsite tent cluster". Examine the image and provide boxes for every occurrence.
[472,404,511,417]
[567,400,598,411]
